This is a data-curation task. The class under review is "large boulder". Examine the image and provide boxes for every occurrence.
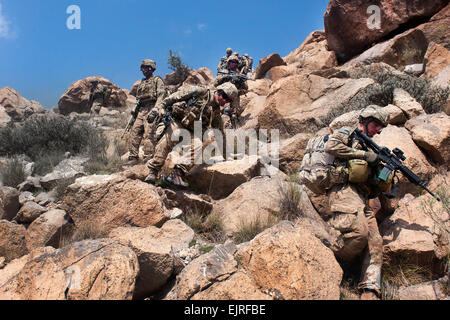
[279,133,313,172]
[397,277,448,300]
[0,220,28,262]
[0,187,20,221]
[25,209,72,251]
[423,42,450,80]
[58,76,128,115]
[417,3,450,51]
[169,222,342,300]
[0,239,139,300]
[346,29,429,70]
[405,113,450,166]
[257,74,376,136]
[0,87,45,123]
[284,31,338,71]
[109,219,194,299]
[40,156,88,191]
[255,54,287,80]
[188,156,263,200]
[60,174,169,233]
[13,201,46,224]
[380,193,449,268]
[324,0,448,62]
[393,88,426,119]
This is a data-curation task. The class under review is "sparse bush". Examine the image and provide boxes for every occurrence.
[320,65,450,126]
[278,179,304,221]
[60,221,109,248]
[0,157,26,187]
[182,209,226,243]
[0,115,108,175]
[168,49,191,84]
[232,215,279,244]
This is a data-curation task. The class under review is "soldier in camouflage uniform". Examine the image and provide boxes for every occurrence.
[324,105,390,300]
[299,105,390,300]
[126,59,166,166]
[214,55,249,129]
[88,78,111,115]
[145,83,239,187]
[241,54,253,74]
[217,48,233,73]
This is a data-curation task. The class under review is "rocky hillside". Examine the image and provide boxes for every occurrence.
[0,0,449,300]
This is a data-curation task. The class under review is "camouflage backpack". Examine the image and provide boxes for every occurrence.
[298,135,335,195]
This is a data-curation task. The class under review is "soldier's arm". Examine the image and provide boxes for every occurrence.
[325,128,366,160]
[154,78,166,110]
[160,86,206,110]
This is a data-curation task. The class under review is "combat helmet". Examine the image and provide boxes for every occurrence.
[141,59,156,70]
[226,48,233,54]
[227,55,240,63]
[359,105,390,127]
[216,82,239,102]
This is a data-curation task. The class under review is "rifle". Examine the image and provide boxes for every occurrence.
[352,128,440,201]
[121,101,141,139]
[217,71,254,84]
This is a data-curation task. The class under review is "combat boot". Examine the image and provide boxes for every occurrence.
[360,289,380,300]
[164,167,189,188]
[144,168,159,185]
[124,156,139,166]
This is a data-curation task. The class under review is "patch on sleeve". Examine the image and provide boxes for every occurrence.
[338,128,351,135]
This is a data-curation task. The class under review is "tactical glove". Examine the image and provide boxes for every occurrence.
[364,151,379,164]
[147,109,158,123]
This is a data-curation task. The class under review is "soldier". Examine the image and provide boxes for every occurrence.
[87,78,111,115]
[242,54,254,74]
[125,59,166,166]
[299,105,390,300]
[217,48,233,73]
[144,83,239,187]
[214,55,249,129]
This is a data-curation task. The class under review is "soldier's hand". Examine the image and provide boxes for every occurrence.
[147,109,158,123]
[364,151,379,164]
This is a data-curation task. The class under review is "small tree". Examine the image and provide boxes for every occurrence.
[168,50,190,84]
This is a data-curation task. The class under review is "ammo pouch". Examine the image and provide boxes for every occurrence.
[347,159,370,183]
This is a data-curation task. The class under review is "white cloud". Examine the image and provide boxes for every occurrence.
[197,23,207,32]
[0,3,13,39]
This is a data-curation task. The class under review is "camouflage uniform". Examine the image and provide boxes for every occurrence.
[89,83,111,114]
[128,76,166,161]
[214,55,249,129]
[146,86,224,176]
[217,48,233,72]
[324,126,383,295]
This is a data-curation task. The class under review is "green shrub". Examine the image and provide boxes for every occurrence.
[182,209,226,243]
[0,115,108,175]
[0,157,26,188]
[168,49,191,84]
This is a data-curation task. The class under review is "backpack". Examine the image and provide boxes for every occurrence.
[298,135,335,195]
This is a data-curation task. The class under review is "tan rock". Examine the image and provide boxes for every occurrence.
[60,174,169,233]
[0,239,139,300]
[247,79,271,96]
[346,29,429,70]
[380,193,449,265]
[25,209,72,251]
[405,113,450,166]
[385,104,407,125]
[188,156,263,200]
[255,54,287,80]
[0,187,20,221]
[58,76,128,115]
[417,3,450,51]
[393,88,426,119]
[109,219,194,298]
[284,31,338,70]
[161,189,213,216]
[0,87,45,122]
[0,106,11,127]
[236,221,342,300]
[240,95,266,130]
[324,0,448,62]
[397,277,448,300]
[0,220,28,262]
[14,201,46,224]
[258,74,375,136]
[279,133,313,172]
[329,110,359,133]
[423,42,450,80]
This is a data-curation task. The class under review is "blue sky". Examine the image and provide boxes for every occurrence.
[0,0,329,108]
